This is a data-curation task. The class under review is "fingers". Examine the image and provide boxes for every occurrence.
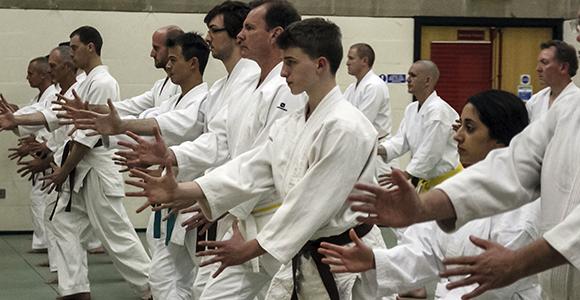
[116,139,139,151]
[442,255,477,267]
[317,244,344,259]
[212,264,227,278]
[126,131,145,144]
[468,235,493,250]
[445,274,479,290]
[127,168,154,182]
[353,182,385,196]
[350,202,378,215]
[135,201,152,213]
[349,228,364,247]
[354,215,382,225]
[460,282,489,299]
[440,265,475,278]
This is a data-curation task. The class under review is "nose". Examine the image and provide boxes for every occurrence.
[237,29,245,42]
[453,128,463,144]
[280,64,289,78]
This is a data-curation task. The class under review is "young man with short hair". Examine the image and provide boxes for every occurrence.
[127,17,387,300]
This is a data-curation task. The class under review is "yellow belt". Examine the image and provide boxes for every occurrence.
[251,201,282,216]
[417,164,463,193]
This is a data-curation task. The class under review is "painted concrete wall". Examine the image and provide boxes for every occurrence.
[0,0,579,18]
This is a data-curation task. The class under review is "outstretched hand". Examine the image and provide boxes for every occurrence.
[440,235,520,299]
[196,221,252,278]
[318,229,375,273]
[115,127,169,169]
[62,99,123,136]
[349,168,423,227]
[180,205,214,234]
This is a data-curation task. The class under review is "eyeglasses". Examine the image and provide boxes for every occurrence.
[208,27,228,35]
[569,18,580,33]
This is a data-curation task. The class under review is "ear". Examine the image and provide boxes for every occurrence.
[316,57,329,73]
[87,42,95,53]
[190,56,200,72]
[270,26,284,45]
[561,62,570,75]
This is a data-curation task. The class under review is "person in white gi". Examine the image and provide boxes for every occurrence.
[13,56,57,253]
[378,60,460,193]
[344,37,580,299]
[125,17,387,300]
[0,46,113,277]
[319,89,541,299]
[526,39,578,122]
[115,2,302,299]
[42,26,151,300]
[63,31,211,300]
[344,43,394,175]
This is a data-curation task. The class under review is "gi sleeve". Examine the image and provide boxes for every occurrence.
[171,105,230,181]
[382,115,409,162]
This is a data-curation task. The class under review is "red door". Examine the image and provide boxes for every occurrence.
[431,41,492,114]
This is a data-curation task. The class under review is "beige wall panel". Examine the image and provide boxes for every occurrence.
[0,9,414,230]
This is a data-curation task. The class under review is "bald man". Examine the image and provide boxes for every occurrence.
[378,60,459,193]
[114,25,183,117]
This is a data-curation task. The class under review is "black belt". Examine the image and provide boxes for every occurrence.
[49,139,103,221]
[196,221,218,253]
[291,223,374,300]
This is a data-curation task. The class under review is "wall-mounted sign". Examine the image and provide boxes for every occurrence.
[384,74,406,83]
[457,29,485,41]
[518,74,533,101]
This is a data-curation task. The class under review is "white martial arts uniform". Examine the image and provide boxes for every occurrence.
[138,82,208,300]
[115,76,180,118]
[50,65,151,298]
[436,83,580,299]
[14,84,58,250]
[195,86,387,300]
[526,82,578,122]
[178,61,305,300]
[367,201,541,299]
[344,70,394,175]
[380,91,459,180]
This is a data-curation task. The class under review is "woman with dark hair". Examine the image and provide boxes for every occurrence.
[319,90,541,299]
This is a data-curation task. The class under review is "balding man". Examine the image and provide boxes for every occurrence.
[378,60,460,193]
[12,57,58,254]
[344,43,394,175]
[114,25,182,117]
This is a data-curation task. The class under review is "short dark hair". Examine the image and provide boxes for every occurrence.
[540,40,578,77]
[29,56,50,74]
[467,89,529,146]
[277,18,342,75]
[351,43,375,68]
[69,26,103,56]
[166,32,210,75]
[249,0,301,31]
[204,1,250,39]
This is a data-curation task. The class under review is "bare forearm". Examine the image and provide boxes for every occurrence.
[121,118,159,136]
[15,112,48,128]
[418,189,457,225]
[60,142,90,175]
[513,238,568,279]
[176,181,209,217]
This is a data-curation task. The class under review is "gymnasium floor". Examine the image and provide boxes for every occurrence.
[0,229,399,300]
[0,233,148,300]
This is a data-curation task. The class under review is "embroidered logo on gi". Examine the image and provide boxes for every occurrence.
[276,102,287,111]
